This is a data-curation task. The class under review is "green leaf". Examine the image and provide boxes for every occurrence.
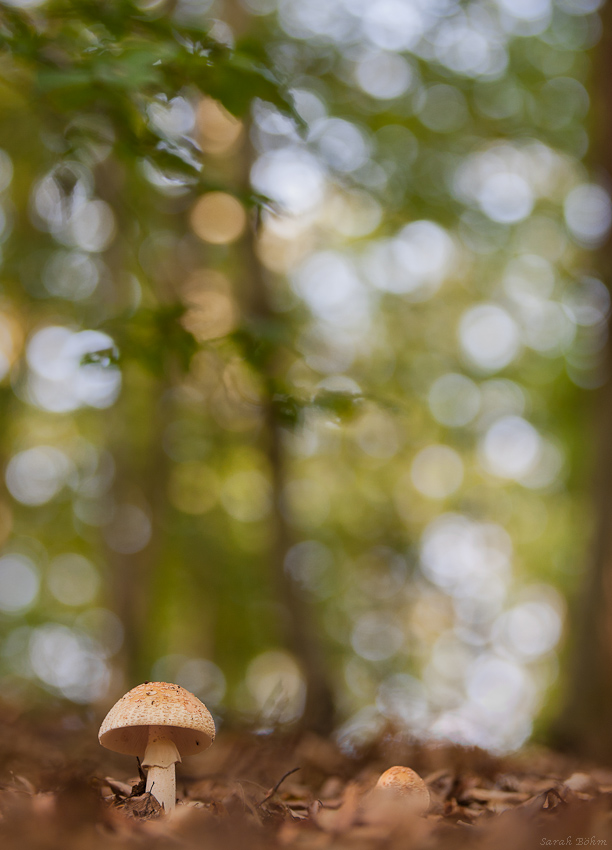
[312,390,364,422]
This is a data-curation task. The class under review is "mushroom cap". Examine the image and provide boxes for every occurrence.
[98,682,215,758]
[375,766,430,813]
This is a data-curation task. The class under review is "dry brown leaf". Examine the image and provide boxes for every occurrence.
[104,776,133,797]
[315,782,362,833]
[117,791,162,819]
[461,788,530,804]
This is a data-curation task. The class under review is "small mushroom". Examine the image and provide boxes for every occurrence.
[373,766,430,815]
[98,681,215,813]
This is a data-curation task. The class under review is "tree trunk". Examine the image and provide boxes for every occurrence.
[237,136,336,734]
[550,1,612,761]
[107,375,173,688]
[551,356,612,761]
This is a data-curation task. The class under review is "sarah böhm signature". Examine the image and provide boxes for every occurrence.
[540,840,607,846]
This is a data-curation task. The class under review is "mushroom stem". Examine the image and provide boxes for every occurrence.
[145,764,175,813]
[142,726,181,813]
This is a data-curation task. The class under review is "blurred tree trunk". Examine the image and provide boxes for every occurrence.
[551,1,612,761]
[238,135,336,734]
[108,380,172,688]
[98,157,176,689]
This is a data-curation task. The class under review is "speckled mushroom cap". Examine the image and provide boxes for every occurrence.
[375,766,430,813]
[98,682,215,758]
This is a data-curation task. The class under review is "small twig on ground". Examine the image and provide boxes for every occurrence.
[257,767,301,808]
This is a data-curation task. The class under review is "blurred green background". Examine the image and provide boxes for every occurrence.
[0,0,608,758]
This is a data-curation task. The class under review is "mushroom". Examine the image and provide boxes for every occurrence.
[372,766,430,815]
[98,681,215,813]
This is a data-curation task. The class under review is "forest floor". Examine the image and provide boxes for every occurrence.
[0,702,611,849]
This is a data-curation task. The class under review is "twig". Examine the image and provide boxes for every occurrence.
[257,767,301,808]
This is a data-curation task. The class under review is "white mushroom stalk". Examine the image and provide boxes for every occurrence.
[142,726,182,813]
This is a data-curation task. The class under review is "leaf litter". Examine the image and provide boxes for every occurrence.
[1,705,612,849]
